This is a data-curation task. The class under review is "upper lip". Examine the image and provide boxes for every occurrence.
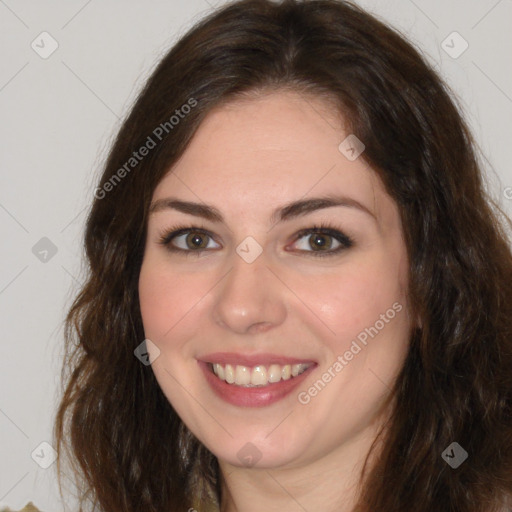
[198,352,317,367]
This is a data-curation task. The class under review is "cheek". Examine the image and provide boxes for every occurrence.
[305,255,408,340]
[138,258,193,341]
[139,262,167,338]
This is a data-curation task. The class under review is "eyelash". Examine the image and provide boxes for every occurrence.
[157,222,354,258]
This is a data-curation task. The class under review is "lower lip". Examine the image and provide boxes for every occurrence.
[198,361,315,408]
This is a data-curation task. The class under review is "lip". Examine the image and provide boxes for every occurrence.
[197,354,317,408]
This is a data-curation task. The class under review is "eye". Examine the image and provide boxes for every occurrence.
[158,222,354,258]
[289,223,354,257]
[158,224,220,256]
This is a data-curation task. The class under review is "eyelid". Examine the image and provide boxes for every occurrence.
[157,222,354,257]
[158,224,221,251]
[289,225,353,252]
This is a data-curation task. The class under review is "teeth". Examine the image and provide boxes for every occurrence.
[251,365,267,385]
[291,364,302,377]
[268,364,282,383]
[211,362,310,386]
[225,364,235,384]
[213,363,225,380]
[235,364,251,385]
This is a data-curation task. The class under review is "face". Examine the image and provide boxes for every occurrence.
[138,90,412,471]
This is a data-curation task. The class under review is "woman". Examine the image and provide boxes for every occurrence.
[54,0,512,511]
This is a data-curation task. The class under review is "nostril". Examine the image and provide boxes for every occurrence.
[247,321,273,335]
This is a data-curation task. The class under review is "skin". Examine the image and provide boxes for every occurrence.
[138,90,413,511]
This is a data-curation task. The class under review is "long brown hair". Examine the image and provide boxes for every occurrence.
[54,1,512,510]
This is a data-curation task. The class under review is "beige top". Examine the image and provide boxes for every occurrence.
[0,504,42,512]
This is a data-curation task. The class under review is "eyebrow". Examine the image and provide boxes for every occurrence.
[149,195,376,224]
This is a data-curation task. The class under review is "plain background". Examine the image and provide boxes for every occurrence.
[1,0,511,510]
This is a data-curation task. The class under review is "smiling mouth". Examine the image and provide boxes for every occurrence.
[209,362,313,387]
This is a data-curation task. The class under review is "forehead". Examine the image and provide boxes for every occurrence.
[153,91,393,224]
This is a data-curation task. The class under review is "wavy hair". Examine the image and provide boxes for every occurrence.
[54,0,512,510]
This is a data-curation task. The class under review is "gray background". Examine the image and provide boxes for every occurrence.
[1,0,511,510]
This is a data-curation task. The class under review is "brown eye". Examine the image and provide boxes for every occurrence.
[290,226,354,257]
[159,226,221,254]
[308,233,335,251]
[184,232,210,250]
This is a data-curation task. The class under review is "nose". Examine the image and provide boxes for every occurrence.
[211,248,287,335]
